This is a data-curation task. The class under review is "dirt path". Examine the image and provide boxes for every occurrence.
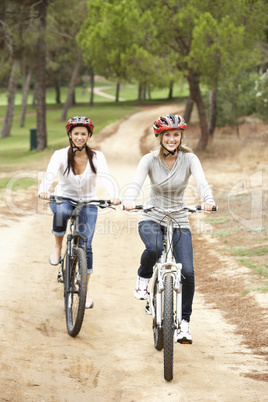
[0,105,267,401]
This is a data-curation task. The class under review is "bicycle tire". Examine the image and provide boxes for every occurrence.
[153,281,163,351]
[65,247,87,337]
[163,275,174,381]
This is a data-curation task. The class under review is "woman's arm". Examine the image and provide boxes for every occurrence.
[96,152,119,202]
[190,154,215,205]
[123,154,152,210]
[38,150,61,199]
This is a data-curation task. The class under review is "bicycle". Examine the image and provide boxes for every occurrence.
[49,195,113,337]
[130,204,217,381]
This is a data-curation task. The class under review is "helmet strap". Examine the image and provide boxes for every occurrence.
[70,138,87,156]
[160,140,181,157]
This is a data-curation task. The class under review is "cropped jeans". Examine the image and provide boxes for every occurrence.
[138,220,195,322]
[50,200,98,274]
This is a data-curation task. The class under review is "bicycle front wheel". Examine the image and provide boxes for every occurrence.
[163,275,174,381]
[153,281,163,351]
[65,247,87,337]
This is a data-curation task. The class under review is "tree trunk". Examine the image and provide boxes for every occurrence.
[183,96,194,124]
[1,59,20,137]
[115,82,120,102]
[36,0,48,151]
[137,83,142,105]
[208,89,217,136]
[168,82,173,100]
[55,79,61,104]
[20,68,32,127]
[61,51,83,121]
[142,85,146,100]
[1,59,20,138]
[148,85,151,100]
[187,70,209,150]
[32,80,37,108]
[90,70,94,106]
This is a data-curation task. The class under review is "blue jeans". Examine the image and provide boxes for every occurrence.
[138,220,195,322]
[50,201,98,274]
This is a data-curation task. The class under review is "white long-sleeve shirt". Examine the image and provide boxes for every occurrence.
[39,147,117,201]
[126,150,215,229]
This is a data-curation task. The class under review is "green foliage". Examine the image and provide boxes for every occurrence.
[0,177,37,191]
[254,71,268,121]
[1,0,267,145]
[78,0,179,88]
[212,230,233,238]
[211,70,259,127]
[46,0,88,87]
[204,216,231,224]
[190,14,247,83]
[233,247,268,257]
[226,245,268,278]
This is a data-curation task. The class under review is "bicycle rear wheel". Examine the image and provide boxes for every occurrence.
[65,247,87,337]
[163,274,174,381]
[153,281,163,351]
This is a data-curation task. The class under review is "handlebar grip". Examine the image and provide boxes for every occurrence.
[122,205,143,211]
[196,205,218,211]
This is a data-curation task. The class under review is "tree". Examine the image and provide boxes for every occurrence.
[0,1,30,138]
[20,67,33,127]
[1,60,20,138]
[150,0,266,149]
[46,0,88,111]
[79,0,266,149]
[61,51,83,121]
[78,0,173,104]
[36,0,48,151]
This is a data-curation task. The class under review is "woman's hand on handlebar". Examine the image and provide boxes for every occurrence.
[110,198,120,206]
[201,202,215,212]
[123,201,136,211]
[39,192,51,200]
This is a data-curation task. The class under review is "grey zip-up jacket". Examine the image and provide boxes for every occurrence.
[126,150,215,229]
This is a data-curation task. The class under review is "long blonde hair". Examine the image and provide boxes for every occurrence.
[153,130,193,161]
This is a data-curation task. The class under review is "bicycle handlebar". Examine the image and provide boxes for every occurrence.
[49,195,112,208]
[123,204,218,213]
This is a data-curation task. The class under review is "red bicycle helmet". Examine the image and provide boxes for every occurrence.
[153,114,187,137]
[66,116,94,136]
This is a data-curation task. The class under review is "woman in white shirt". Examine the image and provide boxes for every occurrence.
[39,116,119,308]
[124,114,215,343]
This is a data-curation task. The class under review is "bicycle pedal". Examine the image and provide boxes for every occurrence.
[145,303,152,315]
[177,339,192,345]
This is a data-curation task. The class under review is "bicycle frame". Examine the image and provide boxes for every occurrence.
[64,207,87,298]
[149,212,182,333]
[134,203,217,381]
[48,195,113,337]
[52,196,112,289]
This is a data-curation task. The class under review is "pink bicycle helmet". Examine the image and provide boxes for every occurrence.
[153,114,187,137]
[66,116,94,136]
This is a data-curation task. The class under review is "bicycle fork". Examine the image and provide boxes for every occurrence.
[148,262,182,334]
[64,232,87,296]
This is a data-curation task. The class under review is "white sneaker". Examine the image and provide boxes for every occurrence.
[176,319,192,344]
[134,276,150,300]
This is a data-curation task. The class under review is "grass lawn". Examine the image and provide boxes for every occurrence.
[0,103,141,169]
[0,78,191,170]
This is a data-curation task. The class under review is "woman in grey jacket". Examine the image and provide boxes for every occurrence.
[124,113,215,343]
